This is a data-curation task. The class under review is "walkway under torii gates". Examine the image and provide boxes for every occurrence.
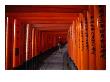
[5,5,106,70]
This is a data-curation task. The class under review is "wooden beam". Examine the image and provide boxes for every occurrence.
[6,13,77,24]
[20,19,73,24]
[6,13,79,17]
[32,24,70,27]
[37,26,69,30]
[14,16,76,21]
[6,5,88,13]
[40,30,68,32]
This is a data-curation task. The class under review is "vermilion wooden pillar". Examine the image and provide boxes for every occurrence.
[13,19,21,68]
[79,15,84,70]
[26,24,29,61]
[80,13,89,70]
[36,29,40,55]
[94,6,106,70]
[75,19,79,68]
[34,28,37,56]
[69,25,72,60]
[26,24,33,61]
[5,17,14,69]
[71,21,76,65]
[82,11,89,70]
[87,6,96,70]
[19,23,26,65]
[32,27,35,57]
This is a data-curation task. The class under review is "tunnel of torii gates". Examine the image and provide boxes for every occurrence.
[5,5,106,70]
